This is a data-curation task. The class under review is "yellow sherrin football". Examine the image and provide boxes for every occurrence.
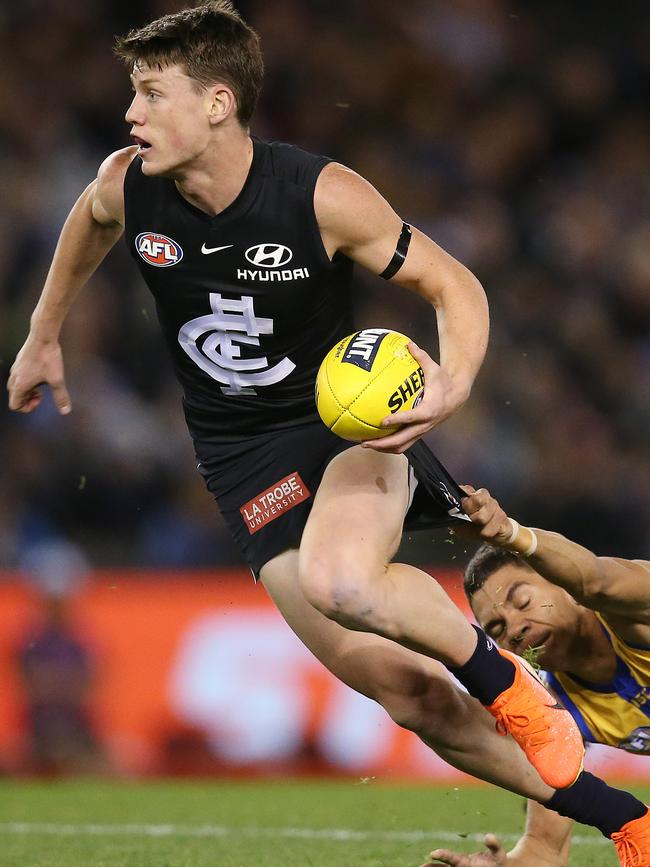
[315,328,425,441]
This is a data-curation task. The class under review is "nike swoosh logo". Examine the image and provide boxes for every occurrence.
[201,244,234,255]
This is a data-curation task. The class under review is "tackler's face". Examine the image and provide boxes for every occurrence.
[125,61,215,177]
[470,563,582,671]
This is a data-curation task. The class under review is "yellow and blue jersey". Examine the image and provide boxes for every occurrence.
[545,615,650,754]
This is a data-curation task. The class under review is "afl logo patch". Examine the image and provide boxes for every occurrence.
[135,232,183,267]
[245,243,293,268]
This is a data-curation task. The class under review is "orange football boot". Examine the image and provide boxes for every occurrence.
[612,808,650,866]
[486,648,584,789]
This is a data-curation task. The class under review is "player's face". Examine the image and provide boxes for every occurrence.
[470,564,581,671]
[125,62,213,177]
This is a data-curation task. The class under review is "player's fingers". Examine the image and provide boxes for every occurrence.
[362,422,428,453]
[362,439,410,455]
[460,494,480,516]
[460,484,477,495]
[460,488,490,513]
[464,498,497,527]
[484,833,505,855]
[470,494,504,527]
[364,419,430,448]
[380,406,429,428]
[407,341,440,373]
[425,849,466,865]
[51,380,72,415]
[21,392,44,412]
[479,514,511,541]
[8,385,42,413]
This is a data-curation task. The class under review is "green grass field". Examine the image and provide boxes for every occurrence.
[1,778,643,866]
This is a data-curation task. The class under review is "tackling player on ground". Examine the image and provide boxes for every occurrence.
[424,486,650,866]
[7,3,647,860]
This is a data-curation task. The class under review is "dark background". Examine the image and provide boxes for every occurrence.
[1,0,648,575]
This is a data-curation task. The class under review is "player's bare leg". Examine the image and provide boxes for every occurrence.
[300,447,488,660]
[261,550,552,800]
[298,446,583,789]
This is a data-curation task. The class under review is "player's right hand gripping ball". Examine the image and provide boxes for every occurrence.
[316,329,424,441]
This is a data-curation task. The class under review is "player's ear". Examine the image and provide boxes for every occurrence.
[207,84,236,125]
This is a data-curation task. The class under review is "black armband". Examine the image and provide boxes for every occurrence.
[379,222,412,280]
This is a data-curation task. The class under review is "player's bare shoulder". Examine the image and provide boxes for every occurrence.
[93,146,139,227]
[315,161,366,206]
[314,162,401,262]
[315,163,394,228]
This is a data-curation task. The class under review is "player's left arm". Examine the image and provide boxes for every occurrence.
[461,485,650,627]
[314,163,489,453]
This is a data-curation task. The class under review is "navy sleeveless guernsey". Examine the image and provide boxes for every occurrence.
[123,137,354,441]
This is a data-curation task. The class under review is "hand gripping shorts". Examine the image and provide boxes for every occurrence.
[194,419,468,579]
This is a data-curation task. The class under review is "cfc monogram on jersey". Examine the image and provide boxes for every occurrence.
[124,137,354,439]
[177,293,296,395]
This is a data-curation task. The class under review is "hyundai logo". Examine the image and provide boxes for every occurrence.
[245,243,293,268]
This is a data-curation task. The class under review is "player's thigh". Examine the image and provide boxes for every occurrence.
[300,445,410,577]
[260,548,454,717]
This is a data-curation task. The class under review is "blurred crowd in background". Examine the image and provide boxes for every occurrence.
[1,0,649,579]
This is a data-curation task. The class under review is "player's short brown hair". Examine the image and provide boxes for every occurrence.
[464,544,533,603]
[114,1,263,125]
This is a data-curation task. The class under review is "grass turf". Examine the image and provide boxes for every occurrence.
[1,778,644,866]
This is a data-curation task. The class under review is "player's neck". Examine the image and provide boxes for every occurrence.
[174,127,254,217]
[564,610,617,683]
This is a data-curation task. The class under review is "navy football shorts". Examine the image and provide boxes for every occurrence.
[194,419,467,579]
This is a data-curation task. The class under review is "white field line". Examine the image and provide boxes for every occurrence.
[0,822,608,847]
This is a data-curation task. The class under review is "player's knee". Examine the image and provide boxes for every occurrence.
[299,550,390,633]
[299,566,373,627]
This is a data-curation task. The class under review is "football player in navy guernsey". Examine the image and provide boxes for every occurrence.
[7,3,648,856]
